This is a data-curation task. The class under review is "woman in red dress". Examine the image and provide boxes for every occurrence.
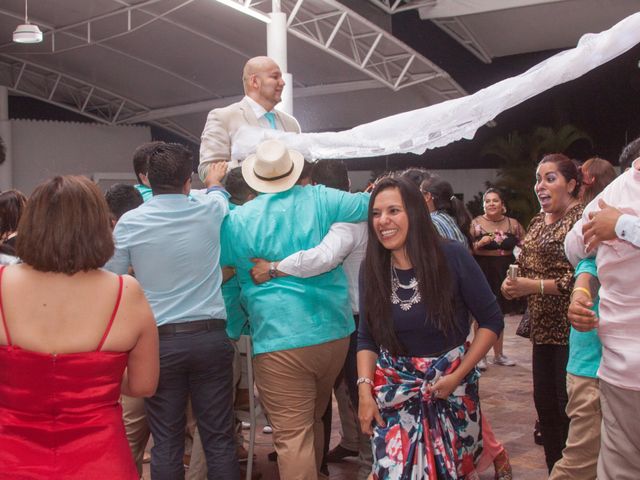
[0,175,159,479]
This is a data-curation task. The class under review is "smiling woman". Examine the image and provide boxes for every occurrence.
[356,176,503,479]
[501,153,583,473]
[371,188,410,260]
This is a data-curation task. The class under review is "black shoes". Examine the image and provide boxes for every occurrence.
[325,445,358,463]
[534,420,544,446]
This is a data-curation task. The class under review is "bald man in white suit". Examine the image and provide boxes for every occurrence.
[198,56,300,180]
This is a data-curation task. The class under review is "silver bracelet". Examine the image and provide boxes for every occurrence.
[356,377,374,387]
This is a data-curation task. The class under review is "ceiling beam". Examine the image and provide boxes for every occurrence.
[0,54,198,142]
[119,79,384,123]
[431,17,492,63]
[0,3,218,95]
[368,1,437,15]
[417,0,569,19]
[217,0,466,98]
[421,1,569,63]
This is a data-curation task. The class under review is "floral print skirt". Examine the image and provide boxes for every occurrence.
[371,345,482,480]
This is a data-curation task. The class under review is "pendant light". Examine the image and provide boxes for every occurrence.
[13,0,43,44]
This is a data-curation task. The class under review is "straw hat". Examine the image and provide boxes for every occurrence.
[241,139,304,194]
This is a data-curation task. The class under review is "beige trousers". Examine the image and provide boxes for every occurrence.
[548,373,600,480]
[120,394,151,477]
[597,379,640,480]
[253,337,349,480]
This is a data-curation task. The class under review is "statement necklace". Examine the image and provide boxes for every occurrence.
[390,266,421,311]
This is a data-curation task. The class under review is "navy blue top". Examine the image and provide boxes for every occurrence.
[358,240,504,357]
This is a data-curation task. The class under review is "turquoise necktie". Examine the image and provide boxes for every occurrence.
[264,111,277,129]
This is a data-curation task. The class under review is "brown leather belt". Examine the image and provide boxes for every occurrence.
[157,319,226,336]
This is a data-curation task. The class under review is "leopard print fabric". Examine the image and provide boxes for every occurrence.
[517,204,584,345]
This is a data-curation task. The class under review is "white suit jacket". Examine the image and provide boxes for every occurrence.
[198,97,300,180]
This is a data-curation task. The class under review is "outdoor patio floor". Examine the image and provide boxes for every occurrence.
[144,314,548,479]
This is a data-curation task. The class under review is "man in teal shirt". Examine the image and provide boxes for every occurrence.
[132,141,160,202]
[221,140,369,480]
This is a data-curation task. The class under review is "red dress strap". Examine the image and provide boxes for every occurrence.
[96,275,124,352]
[0,266,11,346]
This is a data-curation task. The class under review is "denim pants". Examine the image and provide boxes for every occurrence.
[145,327,239,480]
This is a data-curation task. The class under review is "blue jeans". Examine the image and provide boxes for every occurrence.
[145,327,239,480]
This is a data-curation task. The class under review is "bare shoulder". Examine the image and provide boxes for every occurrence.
[118,275,154,325]
[120,274,145,298]
[1,263,28,280]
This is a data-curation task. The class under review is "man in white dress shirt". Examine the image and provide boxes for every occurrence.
[198,56,300,180]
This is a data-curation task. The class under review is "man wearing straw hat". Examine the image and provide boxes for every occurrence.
[198,56,300,180]
[221,139,369,480]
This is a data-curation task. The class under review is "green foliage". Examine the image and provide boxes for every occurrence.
[481,125,592,226]
[466,182,492,218]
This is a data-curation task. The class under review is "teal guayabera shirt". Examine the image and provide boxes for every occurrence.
[567,257,601,378]
[222,202,250,340]
[134,183,153,202]
[221,185,370,355]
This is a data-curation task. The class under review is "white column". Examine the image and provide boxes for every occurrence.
[0,86,12,191]
[267,2,292,115]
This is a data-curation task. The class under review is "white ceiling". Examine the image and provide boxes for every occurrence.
[0,0,466,142]
[416,0,640,62]
[1,0,638,145]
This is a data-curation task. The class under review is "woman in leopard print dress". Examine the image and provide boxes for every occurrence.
[501,154,583,473]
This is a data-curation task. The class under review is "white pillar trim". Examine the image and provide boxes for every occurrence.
[267,10,293,115]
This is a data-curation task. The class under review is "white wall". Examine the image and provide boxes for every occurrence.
[6,118,500,203]
[348,168,501,202]
[10,119,151,194]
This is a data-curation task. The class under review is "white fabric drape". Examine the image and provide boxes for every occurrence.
[231,12,640,162]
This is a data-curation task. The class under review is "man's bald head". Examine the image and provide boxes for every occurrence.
[242,56,277,84]
[242,56,285,111]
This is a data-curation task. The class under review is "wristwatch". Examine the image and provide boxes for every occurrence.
[268,262,278,279]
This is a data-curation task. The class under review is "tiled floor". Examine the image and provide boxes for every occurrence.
[145,314,548,479]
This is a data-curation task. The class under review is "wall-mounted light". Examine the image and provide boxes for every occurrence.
[13,0,43,44]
